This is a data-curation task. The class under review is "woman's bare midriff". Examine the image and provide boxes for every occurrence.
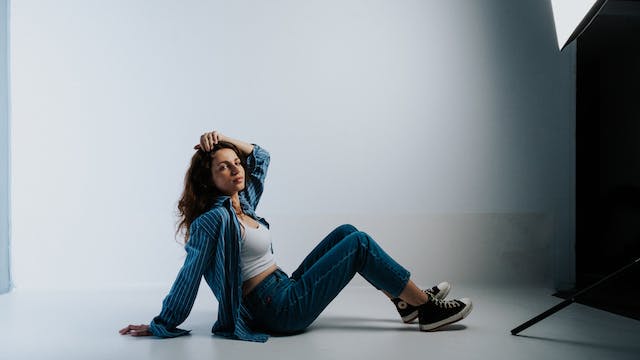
[242,264,279,296]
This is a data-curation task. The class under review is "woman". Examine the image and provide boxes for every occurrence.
[119,131,473,342]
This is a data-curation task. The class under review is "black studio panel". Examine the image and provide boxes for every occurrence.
[575,2,640,319]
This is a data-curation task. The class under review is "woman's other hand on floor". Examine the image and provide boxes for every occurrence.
[119,324,152,337]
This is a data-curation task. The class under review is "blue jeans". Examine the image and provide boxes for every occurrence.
[242,224,411,334]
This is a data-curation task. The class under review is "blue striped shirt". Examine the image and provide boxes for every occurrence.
[149,144,271,342]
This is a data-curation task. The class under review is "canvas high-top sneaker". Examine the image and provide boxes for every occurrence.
[391,282,451,323]
[417,296,472,331]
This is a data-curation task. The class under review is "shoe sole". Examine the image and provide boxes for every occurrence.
[419,301,473,331]
[402,283,452,324]
[402,312,419,323]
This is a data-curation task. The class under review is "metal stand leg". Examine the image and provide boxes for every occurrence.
[511,257,640,336]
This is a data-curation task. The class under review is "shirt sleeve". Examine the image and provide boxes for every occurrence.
[240,144,270,209]
[148,218,219,338]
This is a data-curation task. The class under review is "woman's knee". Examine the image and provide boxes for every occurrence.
[344,230,372,248]
[336,223,358,235]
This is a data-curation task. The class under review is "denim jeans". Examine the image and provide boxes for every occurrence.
[242,224,411,334]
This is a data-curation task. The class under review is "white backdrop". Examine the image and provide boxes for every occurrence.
[10,0,575,291]
[0,0,9,293]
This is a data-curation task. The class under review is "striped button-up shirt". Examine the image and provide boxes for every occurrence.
[149,144,271,342]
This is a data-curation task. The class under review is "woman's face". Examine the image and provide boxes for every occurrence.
[211,148,245,195]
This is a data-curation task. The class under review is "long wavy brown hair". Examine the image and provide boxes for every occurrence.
[176,141,247,243]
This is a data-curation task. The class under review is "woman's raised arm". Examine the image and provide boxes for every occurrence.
[195,131,254,156]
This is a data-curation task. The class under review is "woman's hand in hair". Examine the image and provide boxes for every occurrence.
[194,131,254,156]
[119,324,152,337]
[195,130,225,152]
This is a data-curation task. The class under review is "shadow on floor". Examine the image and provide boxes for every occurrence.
[309,316,468,333]
[516,334,640,354]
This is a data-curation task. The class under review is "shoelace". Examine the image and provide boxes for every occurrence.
[430,297,460,309]
[423,288,438,297]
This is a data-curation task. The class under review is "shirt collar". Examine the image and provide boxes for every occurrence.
[211,194,253,215]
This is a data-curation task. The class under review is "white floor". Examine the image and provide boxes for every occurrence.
[1,283,639,360]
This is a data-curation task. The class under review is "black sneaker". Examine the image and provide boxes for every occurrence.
[391,282,451,323]
[418,297,472,331]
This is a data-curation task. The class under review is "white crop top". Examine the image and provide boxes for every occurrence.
[239,221,276,281]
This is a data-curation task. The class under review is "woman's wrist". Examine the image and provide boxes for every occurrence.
[221,135,254,156]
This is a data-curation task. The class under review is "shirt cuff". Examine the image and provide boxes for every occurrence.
[149,319,191,338]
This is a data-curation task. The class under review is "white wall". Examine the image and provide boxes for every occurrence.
[0,0,10,294]
[10,0,575,291]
